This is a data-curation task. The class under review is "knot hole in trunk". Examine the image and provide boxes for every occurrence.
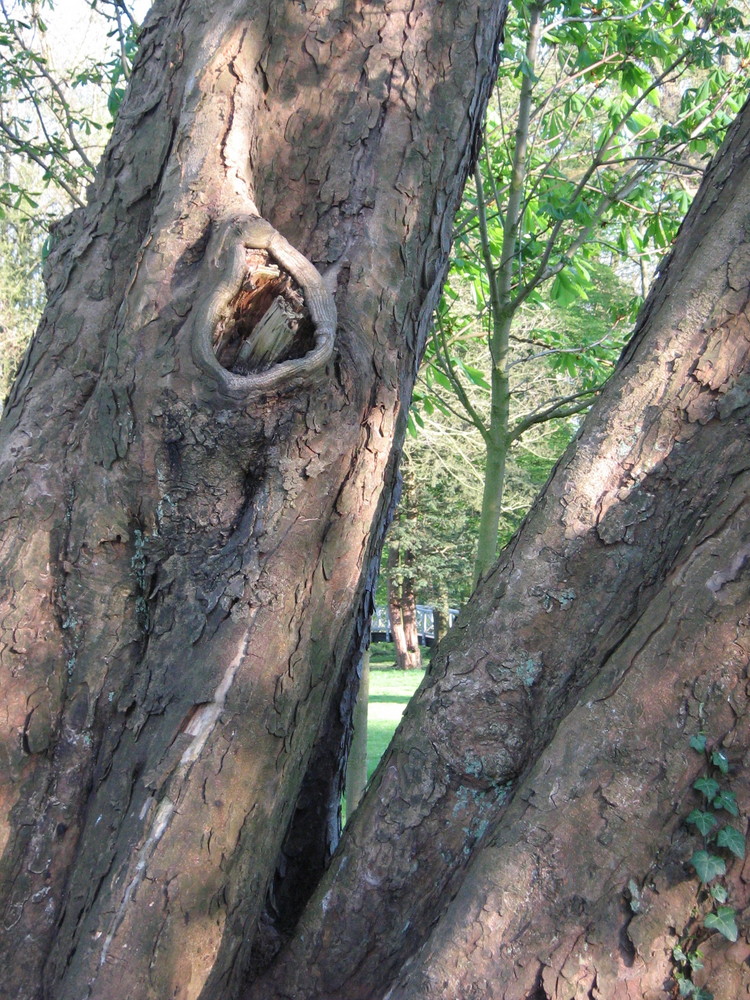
[213,249,315,375]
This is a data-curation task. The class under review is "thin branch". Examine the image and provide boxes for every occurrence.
[430,318,490,442]
[0,121,85,207]
[547,0,666,29]
[510,388,602,441]
[507,332,616,370]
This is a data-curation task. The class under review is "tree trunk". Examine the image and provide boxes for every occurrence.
[246,98,750,1000]
[0,2,507,999]
[400,574,422,662]
[344,649,370,816]
[431,582,450,646]
[387,546,422,671]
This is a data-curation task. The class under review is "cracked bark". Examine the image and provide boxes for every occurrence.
[247,98,750,999]
[3,1,750,998]
[0,2,507,999]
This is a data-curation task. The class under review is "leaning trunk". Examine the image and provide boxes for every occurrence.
[0,2,507,998]
[247,98,750,1000]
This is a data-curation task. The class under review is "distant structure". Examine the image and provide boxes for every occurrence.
[371,605,460,647]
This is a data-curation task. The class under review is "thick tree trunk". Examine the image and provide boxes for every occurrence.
[387,548,422,671]
[247,99,750,1000]
[0,2,507,999]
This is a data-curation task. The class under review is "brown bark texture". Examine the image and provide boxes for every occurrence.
[0,2,507,999]
[247,100,750,999]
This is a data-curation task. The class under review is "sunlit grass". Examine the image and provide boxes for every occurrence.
[366,644,428,777]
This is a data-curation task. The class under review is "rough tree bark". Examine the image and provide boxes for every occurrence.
[0,2,507,999]
[247,99,750,999]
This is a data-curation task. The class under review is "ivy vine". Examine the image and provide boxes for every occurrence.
[672,731,746,999]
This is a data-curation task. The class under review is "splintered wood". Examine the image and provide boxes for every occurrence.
[213,248,314,375]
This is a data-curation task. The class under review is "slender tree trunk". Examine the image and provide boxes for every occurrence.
[247,97,750,1000]
[472,5,542,586]
[387,545,409,665]
[400,575,422,667]
[344,650,370,816]
[388,459,422,668]
[0,2,508,998]
[431,582,450,646]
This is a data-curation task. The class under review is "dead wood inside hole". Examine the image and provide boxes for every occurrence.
[213,249,315,375]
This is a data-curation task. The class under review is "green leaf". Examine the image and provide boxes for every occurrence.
[712,789,739,816]
[457,362,491,391]
[710,884,728,903]
[690,850,726,883]
[689,949,704,971]
[686,809,717,836]
[711,750,730,774]
[429,368,453,392]
[694,988,714,1000]
[694,776,720,800]
[690,733,707,753]
[676,974,695,997]
[716,825,745,859]
[704,905,738,942]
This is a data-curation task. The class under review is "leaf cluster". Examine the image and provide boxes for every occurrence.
[673,732,747,999]
[411,0,750,586]
[0,0,140,214]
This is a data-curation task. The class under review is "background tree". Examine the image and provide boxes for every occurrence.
[0,0,143,401]
[423,0,750,584]
[405,261,634,607]
[0,0,139,210]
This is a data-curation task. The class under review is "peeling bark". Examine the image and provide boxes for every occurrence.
[0,2,507,998]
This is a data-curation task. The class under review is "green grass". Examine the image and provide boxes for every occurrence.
[366,643,427,777]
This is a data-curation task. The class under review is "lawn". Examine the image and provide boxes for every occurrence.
[365,642,427,778]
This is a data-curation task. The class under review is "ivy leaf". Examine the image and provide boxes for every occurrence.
[673,944,688,963]
[693,776,720,800]
[690,850,726,883]
[690,949,704,971]
[711,750,730,774]
[716,825,745,859]
[710,884,728,903]
[712,789,739,816]
[676,977,694,998]
[686,809,717,836]
[690,733,707,753]
[694,989,714,1000]
[704,905,738,942]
